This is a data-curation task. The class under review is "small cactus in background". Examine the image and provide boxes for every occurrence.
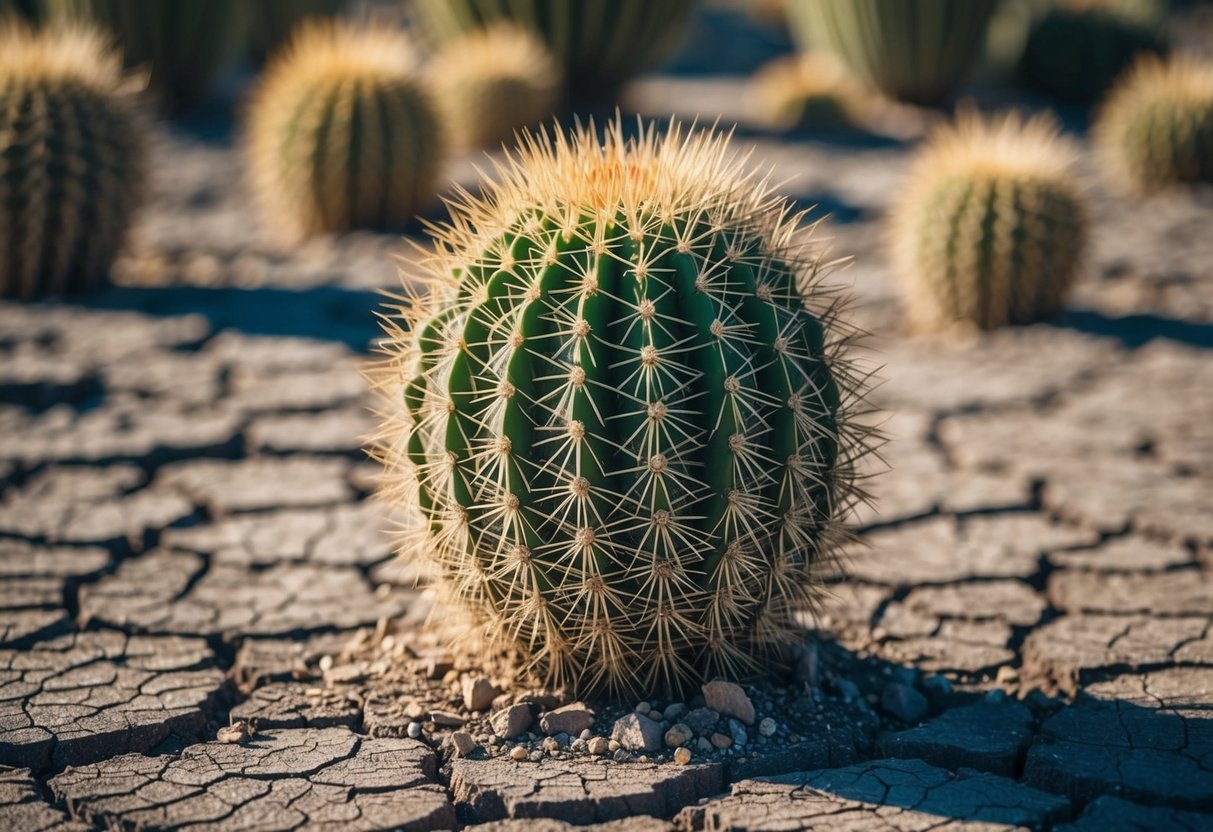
[1095,54,1213,193]
[408,0,697,101]
[246,21,445,241]
[425,22,559,151]
[0,21,145,299]
[890,111,1086,333]
[248,0,347,62]
[752,52,867,133]
[370,118,873,698]
[42,0,246,115]
[783,0,999,105]
[1017,0,1167,103]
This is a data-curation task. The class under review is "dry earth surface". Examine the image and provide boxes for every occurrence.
[2,5,1213,831]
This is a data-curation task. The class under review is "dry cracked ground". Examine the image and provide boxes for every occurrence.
[3,12,1213,832]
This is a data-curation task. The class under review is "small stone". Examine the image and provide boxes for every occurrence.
[430,710,467,727]
[588,736,610,755]
[696,737,713,753]
[674,747,692,765]
[611,711,664,751]
[728,718,748,748]
[490,703,533,739]
[318,655,334,671]
[462,676,500,712]
[613,748,630,762]
[509,745,527,761]
[635,701,651,715]
[663,702,689,721]
[664,722,693,748]
[684,706,719,736]
[758,717,777,737]
[921,674,954,698]
[540,702,594,736]
[216,722,251,744]
[529,749,544,762]
[570,738,588,753]
[836,678,861,701]
[608,739,621,752]
[406,722,422,739]
[579,728,592,741]
[542,736,560,754]
[711,732,733,749]
[996,666,1020,686]
[881,683,928,722]
[554,732,570,747]
[451,731,477,758]
[702,680,755,725]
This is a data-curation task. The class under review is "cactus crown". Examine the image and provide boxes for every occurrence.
[426,21,559,151]
[246,20,444,239]
[890,111,1086,332]
[372,118,873,698]
[1095,54,1213,193]
[0,20,145,299]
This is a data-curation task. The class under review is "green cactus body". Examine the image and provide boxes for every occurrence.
[1095,55,1213,193]
[891,112,1086,333]
[373,120,869,697]
[1017,0,1167,103]
[784,0,998,105]
[248,0,346,62]
[42,0,245,114]
[0,22,145,299]
[409,0,696,100]
[247,22,445,240]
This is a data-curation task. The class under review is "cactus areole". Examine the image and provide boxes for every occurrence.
[373,120,869,698]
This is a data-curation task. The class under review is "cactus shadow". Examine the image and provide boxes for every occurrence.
[1048,309,1213,349]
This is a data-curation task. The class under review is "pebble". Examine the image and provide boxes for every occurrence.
[613,748,630,762]
[881,683,928,722]
[696,737,713,753]
[509,745,528,761]
[608,739,621,752]
[635,701,651,716]
[664,722,693,748]
[430,710,466,727]
[702,680,755,725]
[611,711,664,752]
[451,732,476,758]
[490,703,533,739]
[571,738,588,753]
[673,747,692,765]
[921,674,954,698]
[728,718,748,748]
[684,706,719,736]
[540,702,594,736]
[542,736,560,754]
[588,736,610,755]
[406,722,422,739]
[758,717,777,737]
[580,728,593,741]
[710,732,733,749]
[663,703,689,721]
[463,676,501,712]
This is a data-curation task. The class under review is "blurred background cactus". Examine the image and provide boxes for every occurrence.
[246,21,444,241]
[247,0,347,63]
[42,0,246,115]
[1095,54,1213,192]
[783,0,999,105]
[0,0,39,19]
[890,111,1086,333]
[425,21,560,151]
[372,119,871,697]
[0,21,145,299]
[407,0,697,102]
[752,52,867,132]
[1017,0,1168,103]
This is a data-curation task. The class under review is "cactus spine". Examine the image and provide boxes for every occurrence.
[890,112,1086,333]
[783,0,999,105]
[42,0,245,115]
[0,21,145,299]
[371,118,872,697]
[426,22,559,151]
[1095,55,1213,193]
[246,21,445,240]
[409,0,696,100]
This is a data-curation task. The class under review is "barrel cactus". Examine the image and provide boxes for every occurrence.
[1095,54,1213,193]
[246,21,445,240]
[408,0,696,101]
[371,118,871,697]
[784,0,999,105]
[425,22,559,151]
[1017,0,1167,103]
[248,0,346,62]
[0,20,145,299]
[752,53,866,133]
[42,0,245,115]
[890,111,1086,333]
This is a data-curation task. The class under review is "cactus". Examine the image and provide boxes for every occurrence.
[370,118,872,697]
[890,111,1086,333]
[0,1,40,20]
[0,20,145,299]
[1017,0,1167,103]
[752,53,866,133]
[783,0,999,105]
[41,0,245,115]
[425,22,560,151]
[1094,54,1213,193]
[246,21,445,241]
[248,0,346,62]
[408,0,696,101]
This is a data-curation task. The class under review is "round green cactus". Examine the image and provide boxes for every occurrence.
[42,0,245,115]
[0,21,145,299]
[890,111,1087,333]
[784,0,999,105]
[1095,54,1213,193]
[371,119,871,697]
[426,22,560,151]
[1017,0,1167,103]
[408,0,696,101]
[246,21,445,240]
